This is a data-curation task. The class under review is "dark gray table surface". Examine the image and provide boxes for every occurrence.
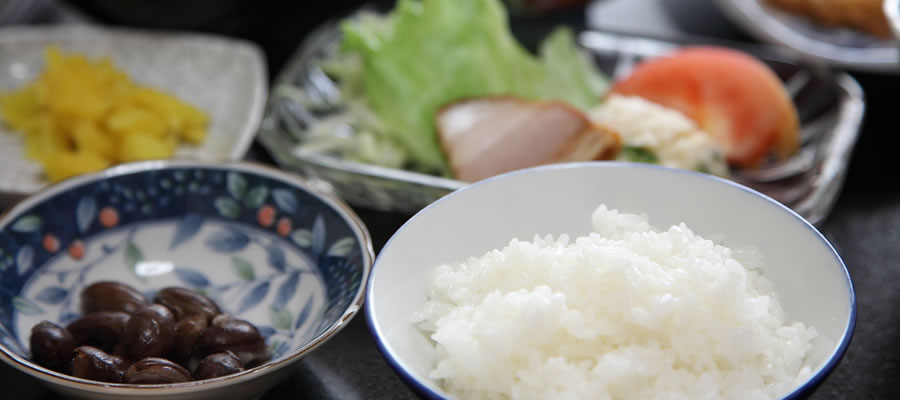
[2,0,899,399]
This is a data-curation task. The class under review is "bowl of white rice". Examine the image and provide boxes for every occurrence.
[366,162,855,400]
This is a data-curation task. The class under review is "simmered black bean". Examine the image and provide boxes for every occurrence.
[116,304,175,361]
[70,346,129,383]
[66,311,130,352]
[198,314,268,365]
[30,321,76,372]
[81,281,148,315]
[170,314,207,364]
[193,351,244,380]
[154,287,221,321]
[125,357,192,384]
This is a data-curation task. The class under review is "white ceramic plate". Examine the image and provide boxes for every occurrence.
[0,25,267,198]
[714,0,899,73]
[887,0,900,39]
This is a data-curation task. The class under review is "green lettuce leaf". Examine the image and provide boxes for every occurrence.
[538,28,610,110]
[340,0,608,175]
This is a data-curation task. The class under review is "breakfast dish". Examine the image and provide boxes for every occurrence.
[411,204,817,399]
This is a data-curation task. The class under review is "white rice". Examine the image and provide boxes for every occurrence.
[411,205,816,400]
[590,94,729,177]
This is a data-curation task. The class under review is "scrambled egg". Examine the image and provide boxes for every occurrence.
[0,47,209,182]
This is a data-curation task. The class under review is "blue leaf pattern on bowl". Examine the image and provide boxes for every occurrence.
[173,267,210,288]
[244,186,269,209]
[272,188,298,214]
[11,215,41,233]
[76,196,97,234]
[274,272,300,309]
[206,228,251,253]
[34,287,68,305]
[311,216,325,255]
[16,246,33,276]
[239,281,271,315]
[169,214,204,251]
[228,172,248,200]
[266,245,286,273]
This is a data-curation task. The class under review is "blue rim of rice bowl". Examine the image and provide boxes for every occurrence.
[365,161,856,400]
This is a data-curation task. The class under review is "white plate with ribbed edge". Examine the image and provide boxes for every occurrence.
[0,25,267,202]
[713,0,899,73]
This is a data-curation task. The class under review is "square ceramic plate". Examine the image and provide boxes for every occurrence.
[0,25,267,199]
[713,0,899,73]
[258,18,864,226]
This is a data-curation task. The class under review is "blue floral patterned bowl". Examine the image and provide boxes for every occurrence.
[0,161,373,400]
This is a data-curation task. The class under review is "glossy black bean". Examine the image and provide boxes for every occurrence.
[29,321,76,372]
[66,311,130,352]
[81,281,148,315]
[125,357,192,384]
[153,287,221,321]
[170,314,207,365]
[193,351,244,380]
[197,315,268,365]
[70,346,129,383]
[116,304,175,361]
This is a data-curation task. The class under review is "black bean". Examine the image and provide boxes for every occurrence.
[29,321,76,372]
[116,304,175,361]
[81,281,148,315]
[154,287,221,321]
[70,346,129,383]
[193,351,244,380]
[125,357,192,384]
[66,311,130,352]
[197,315,268,365]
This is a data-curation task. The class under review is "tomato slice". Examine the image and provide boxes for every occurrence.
[612,47,799,167]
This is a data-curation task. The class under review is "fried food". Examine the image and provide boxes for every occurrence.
[765,0,892,38]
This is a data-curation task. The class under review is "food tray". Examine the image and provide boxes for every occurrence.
[258,22,865,226]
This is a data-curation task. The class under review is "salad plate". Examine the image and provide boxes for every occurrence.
[713,0,899,73]
[258,12,865,226]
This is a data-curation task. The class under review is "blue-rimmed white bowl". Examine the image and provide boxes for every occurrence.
[0,160,372,400]
[367,162,855,399]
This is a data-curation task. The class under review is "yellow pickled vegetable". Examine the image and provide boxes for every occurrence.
[119,134,176,162]
[0,46,209,182]
[42,152,111,182]
[106,106,168,140]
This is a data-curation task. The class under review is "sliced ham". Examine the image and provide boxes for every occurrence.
[437,96,621,182]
